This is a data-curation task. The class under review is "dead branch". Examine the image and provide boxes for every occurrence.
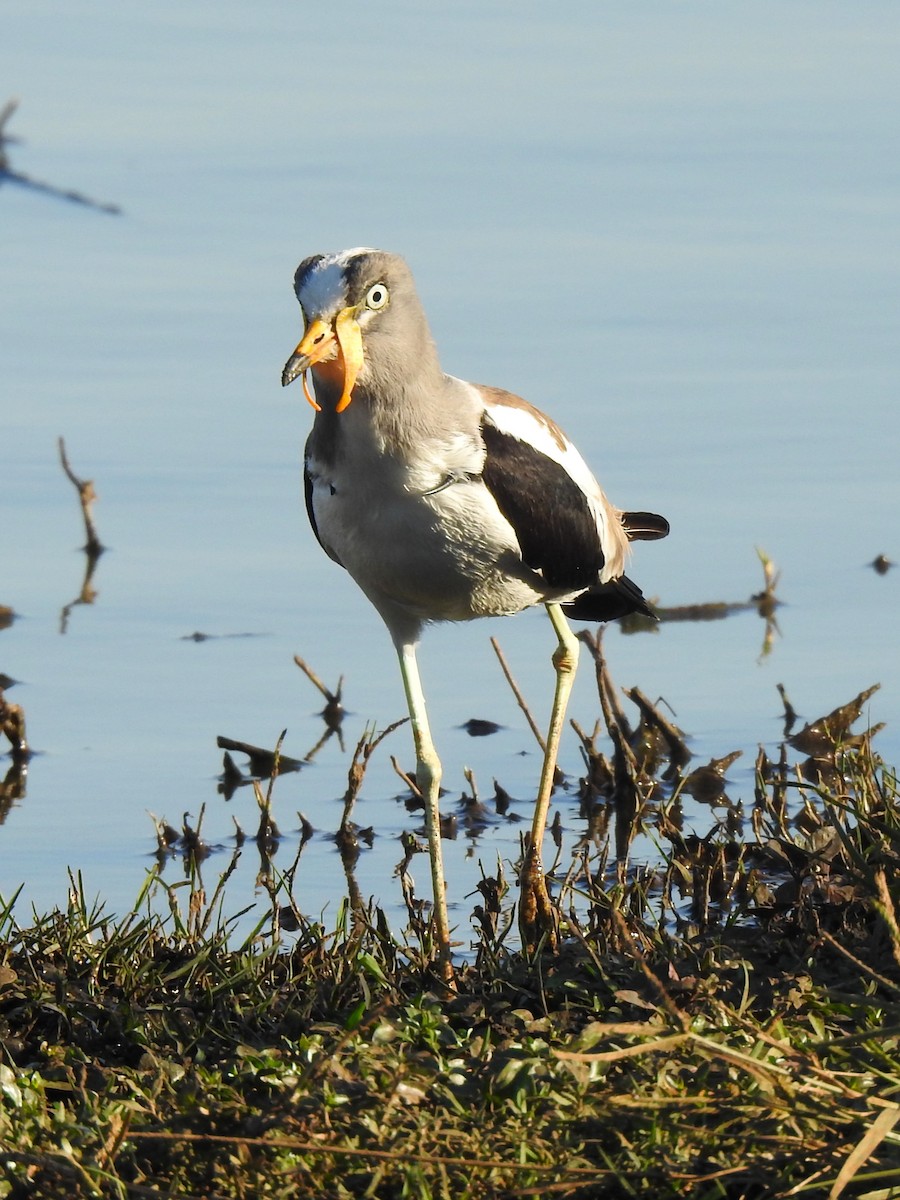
[490,636,546,753]
[215,735,303,777]
[294,656,344,728]
[58,437,104,557]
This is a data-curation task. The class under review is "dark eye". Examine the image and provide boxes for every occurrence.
[365,283,389,310]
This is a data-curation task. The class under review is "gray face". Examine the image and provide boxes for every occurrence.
[286,249,440,400]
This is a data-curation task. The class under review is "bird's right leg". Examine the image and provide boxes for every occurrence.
[397,641,453,983]
[519,602,579,954]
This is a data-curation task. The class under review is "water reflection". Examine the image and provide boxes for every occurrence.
[651,547,781,660]
[59,552,102,635]
[0,686,29,819]
[215,734,304,799]
[0,98,120,214]
[134,622,886,949]
[0,758,28,823]
[57,438,105,634]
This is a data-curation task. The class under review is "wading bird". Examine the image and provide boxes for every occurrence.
[282,249,668,979]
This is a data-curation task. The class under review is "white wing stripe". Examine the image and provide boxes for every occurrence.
[474,392,627,582]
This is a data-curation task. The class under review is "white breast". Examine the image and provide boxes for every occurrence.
[306,428,552,626]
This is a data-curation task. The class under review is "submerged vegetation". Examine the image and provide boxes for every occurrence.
[2,630,900,1197]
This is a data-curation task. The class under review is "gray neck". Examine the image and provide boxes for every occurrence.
[310,343,467,465]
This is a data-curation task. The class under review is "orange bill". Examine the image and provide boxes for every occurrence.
[281,308,364,413]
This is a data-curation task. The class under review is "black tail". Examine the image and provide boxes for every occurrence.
[562,574,656,623]
[621,511,669,542]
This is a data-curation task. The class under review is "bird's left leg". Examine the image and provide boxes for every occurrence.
[519,602,579,954]
[396,640,454,984]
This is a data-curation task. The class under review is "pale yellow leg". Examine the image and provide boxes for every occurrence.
[519,602,580,952]
[397,642,453,983]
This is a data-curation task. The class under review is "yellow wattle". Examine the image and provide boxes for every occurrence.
[334,308,365,413]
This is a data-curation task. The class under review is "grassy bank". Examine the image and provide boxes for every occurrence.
[2,656,899,1198]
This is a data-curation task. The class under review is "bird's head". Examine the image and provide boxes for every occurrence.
[282,248,425,412]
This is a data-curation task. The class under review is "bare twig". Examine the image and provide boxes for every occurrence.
[58,437,104,556]
[0,97,20,143]
[215,735,303,777]
[0,689,29,762]
[391,754,422,800]
[624,686,690,766]
[341,718,406,833]
[126,1129,606,1179]
[777,682,798,735]
[490,636,546,753]
[578,629,635,748]
[294,656,344,729]
[252,730,285,864]
[1,99,121,214]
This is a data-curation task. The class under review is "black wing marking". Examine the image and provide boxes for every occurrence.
[480,419,604,589]
[303,465,321,546]
[562,575,655,622]
[621,511,670,541]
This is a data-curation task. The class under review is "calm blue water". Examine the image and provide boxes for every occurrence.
[2,2,898,940]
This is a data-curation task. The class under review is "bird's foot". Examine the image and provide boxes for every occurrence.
[518,846,559,955]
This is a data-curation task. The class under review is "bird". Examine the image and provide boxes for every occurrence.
[282,248,668,979]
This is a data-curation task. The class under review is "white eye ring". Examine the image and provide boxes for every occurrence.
[365,283,389,310]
